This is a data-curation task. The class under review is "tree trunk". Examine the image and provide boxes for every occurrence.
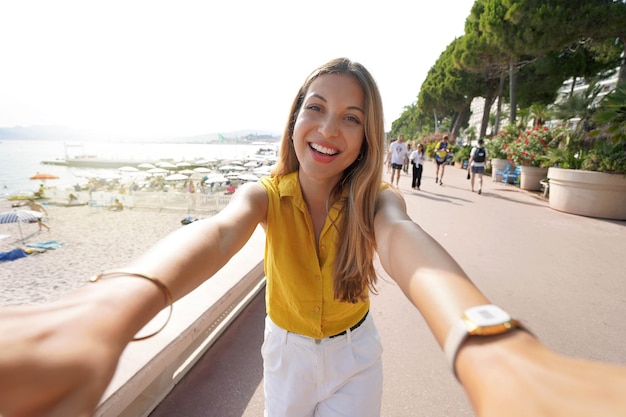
[479,79,498,138]
[494,71,506,134]
[619,35,626,86]
[452,103,471,138]
[569,76,577,99]
[509,60,518,124]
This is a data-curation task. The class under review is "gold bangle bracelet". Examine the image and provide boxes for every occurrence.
[89,270,174,341]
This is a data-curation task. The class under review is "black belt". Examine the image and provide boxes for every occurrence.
[328,311,369,339]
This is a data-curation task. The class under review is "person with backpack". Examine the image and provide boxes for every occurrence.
[468,138,488,194]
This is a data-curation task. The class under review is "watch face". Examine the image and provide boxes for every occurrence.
[464,305,511,326]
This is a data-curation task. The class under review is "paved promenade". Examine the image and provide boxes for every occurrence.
[150,161,626,417]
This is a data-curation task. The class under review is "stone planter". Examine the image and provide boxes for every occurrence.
[547,167,626,220]
[520,166,548,191]
[491,158,509,182]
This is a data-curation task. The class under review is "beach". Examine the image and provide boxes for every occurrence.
[0,199,200,306]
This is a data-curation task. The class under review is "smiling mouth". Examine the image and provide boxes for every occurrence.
[310,142,338,156]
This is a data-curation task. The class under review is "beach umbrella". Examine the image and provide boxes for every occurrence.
[176,161,192,168]
[164,173,189,181]
[193,167,212,173]
[97,173,122,180]
[219,165,245,171]
[204,175,228,184]
[0,210,43,242]
[147,167,169,174]
[178,169,196,175]
[30,172,59,180]
[118,166,139,172]
[218,165,234,171]
[238,173,259,182]
[244,161,259,168]
[156,162,177,169]
[138,163,156,169]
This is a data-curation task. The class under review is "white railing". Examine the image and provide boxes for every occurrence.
[42,189,233,214]
[95,227,266,417]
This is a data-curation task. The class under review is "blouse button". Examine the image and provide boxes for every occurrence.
[314,275,321,280]
[313,306,320,312]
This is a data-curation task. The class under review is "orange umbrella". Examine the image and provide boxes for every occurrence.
[30,173,60,180]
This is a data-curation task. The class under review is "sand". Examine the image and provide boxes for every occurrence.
[0,199,204,306]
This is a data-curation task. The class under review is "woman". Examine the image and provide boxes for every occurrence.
[1,58,626,417]
[409,142,426,190]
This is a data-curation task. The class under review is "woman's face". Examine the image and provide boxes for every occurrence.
[292,73,365,184]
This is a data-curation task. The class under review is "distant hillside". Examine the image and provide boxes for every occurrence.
[175,130,280,144]
[0,125,96,141]
[0,125,280,143]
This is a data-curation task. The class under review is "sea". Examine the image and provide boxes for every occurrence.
[0,139,278,199]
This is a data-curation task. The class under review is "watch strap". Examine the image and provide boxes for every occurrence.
[444,317,473,378]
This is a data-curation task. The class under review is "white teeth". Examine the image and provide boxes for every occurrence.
[310,143,338,156]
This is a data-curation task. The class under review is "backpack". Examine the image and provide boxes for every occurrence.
[474,146,486,163]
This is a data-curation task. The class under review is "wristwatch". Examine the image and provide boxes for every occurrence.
[444,304,523,379]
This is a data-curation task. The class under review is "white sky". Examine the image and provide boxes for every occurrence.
[0,0,473,140]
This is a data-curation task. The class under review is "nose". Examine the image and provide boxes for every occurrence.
[317,113,339,138]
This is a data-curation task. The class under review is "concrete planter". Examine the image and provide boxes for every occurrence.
[547,167,626,220]
[491,158,509,182]
[520,166,548,191]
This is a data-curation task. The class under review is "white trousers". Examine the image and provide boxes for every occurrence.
[262,314,383,417]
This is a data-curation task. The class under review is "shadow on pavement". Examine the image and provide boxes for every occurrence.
[150,288,266,417]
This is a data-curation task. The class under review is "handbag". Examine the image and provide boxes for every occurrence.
[466,171,471,180]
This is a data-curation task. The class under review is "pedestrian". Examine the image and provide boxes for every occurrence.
[28,199,50,231]
[1,58,626,417]
[387,133,408,187]
[403,142,412,174]
[383,143,391,174]
[107,198,124,211]
[409,142,426,190]
[434,134,451,185]
[468,138,488,194]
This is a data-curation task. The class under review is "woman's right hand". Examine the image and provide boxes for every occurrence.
[0,286,136,417]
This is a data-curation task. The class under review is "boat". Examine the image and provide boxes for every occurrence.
[40,142,165,169]
[41,156,165,169]
[255,144,279,157]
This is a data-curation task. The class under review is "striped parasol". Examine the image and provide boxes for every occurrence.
[0,210,43,241]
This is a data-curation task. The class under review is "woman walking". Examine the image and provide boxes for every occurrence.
[409,143,426,190]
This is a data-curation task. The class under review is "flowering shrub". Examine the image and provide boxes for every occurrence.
[504,126,564,167]
[487,124,519,159]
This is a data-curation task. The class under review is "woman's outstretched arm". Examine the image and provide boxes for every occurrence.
[374,188,626,417]
[0,182,268,417]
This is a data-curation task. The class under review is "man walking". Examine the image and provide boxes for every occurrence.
[388,134,408,188]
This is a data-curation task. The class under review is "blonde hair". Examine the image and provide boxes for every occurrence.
[271,58,385,303]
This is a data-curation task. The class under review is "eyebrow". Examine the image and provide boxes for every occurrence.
[309,93,365,115]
